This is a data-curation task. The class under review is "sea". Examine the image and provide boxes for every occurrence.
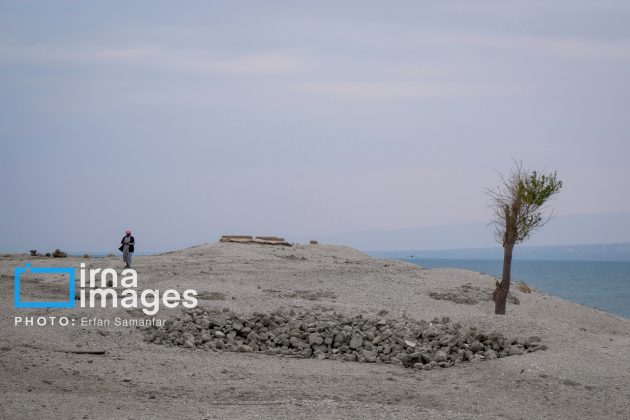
[378,256,630,319]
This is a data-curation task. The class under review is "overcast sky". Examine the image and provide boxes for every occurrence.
[1,1,629,252]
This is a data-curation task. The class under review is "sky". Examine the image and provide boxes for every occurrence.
[1,1,630,252]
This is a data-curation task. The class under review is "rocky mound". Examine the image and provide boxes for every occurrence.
[145,307,546,370]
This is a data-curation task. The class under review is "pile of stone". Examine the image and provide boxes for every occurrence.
[144,308,546,370]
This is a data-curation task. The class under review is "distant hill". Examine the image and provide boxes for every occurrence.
[370,242,630,261]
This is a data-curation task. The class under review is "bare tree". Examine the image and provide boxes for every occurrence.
[487,161,563,315]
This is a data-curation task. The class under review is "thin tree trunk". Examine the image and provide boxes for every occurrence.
[495,242,514,315]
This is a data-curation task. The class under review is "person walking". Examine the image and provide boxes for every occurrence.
[120,230,135,268]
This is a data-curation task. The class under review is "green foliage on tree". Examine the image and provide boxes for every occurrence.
[487,161,562,315]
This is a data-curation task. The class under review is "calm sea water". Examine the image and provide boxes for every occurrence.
[395,258,630,319]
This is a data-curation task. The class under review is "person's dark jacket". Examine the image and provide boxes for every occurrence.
[120,236,135,253]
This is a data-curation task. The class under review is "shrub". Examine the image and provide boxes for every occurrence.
[52,249,68,258]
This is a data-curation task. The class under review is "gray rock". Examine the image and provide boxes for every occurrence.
[470,341,483,353]
[308,333,324,345]
[313,344,328,353]
[434,351,447,362]
[349,334,364,349]
[342,353,357,362]
[362,350,378,363]
[528,343,547,352]
[420,353,432,364]
[425,328,440,338]
[485,349,497,360]
[333,334,345,345]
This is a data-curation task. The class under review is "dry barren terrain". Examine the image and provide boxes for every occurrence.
[1,242,629,419]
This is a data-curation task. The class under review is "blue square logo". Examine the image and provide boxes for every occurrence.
[14,263,76,308]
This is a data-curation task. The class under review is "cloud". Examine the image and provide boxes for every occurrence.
[91,47,157,60]
[293,80,526,99]
[445,34,630,60]
[172,49,307,75]
[0,41,309,76]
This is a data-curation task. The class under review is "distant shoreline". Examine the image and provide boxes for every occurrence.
[368,242,630,262]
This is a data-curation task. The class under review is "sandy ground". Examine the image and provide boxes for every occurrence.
[1,242,629,419]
